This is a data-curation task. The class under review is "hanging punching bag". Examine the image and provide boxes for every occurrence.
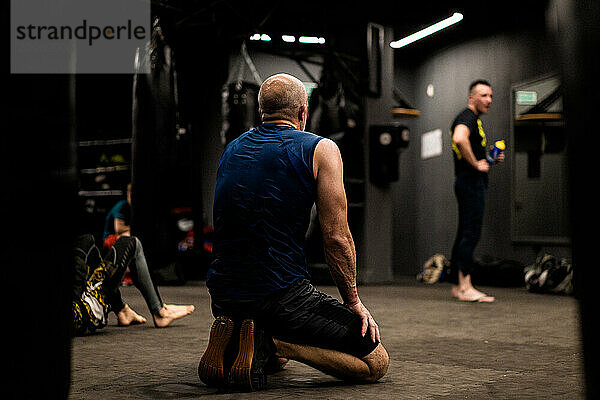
[220,81,260,145]
[131,17,178,271]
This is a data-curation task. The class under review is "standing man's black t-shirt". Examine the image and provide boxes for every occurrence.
[450,108,488,179]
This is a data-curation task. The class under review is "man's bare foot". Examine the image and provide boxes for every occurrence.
[153,304,195,328]
[455,287,495,303]
[451,285,459,298]
[266,356,289,374]
[273,357,289,371]
[117,304,147,326]
[453,271,495,302]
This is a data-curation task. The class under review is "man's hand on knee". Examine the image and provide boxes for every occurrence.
[347,300,380,343]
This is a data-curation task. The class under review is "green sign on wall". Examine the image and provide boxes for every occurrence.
[516,90,538,105]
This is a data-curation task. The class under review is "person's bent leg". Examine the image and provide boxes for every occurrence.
[126,237,194,327]
[72,234,98,300]
[274,340,389,383]
[101,236,147,325]
[127,237,163,314]
[260,280,388,382]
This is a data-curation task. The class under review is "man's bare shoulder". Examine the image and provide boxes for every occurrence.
[315,137,339,155]
[313,138,341,178]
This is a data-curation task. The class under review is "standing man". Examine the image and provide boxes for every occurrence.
[198,73,388,391]
[450,80,504,302]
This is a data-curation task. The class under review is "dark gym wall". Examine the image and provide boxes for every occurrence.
[193,19,568,279]
[392,24,567,277]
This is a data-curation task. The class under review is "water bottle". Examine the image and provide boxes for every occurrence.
[487,140,505,164]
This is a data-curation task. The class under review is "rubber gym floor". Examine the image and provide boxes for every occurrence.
[69,278,584,399]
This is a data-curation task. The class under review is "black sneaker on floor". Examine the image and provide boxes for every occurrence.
[229,319,269,391]
[198,316,236,388]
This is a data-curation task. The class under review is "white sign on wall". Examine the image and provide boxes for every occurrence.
[421,129,443,159]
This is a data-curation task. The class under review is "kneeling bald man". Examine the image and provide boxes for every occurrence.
[198,73,389,391]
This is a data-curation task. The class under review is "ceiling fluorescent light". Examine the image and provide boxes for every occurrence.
[249,33,271,41]
[390,12,463,49]
[282,35,296,43]
[298,36,325,44]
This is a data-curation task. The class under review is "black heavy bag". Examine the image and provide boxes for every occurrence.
[131,17,179,271]
[221,81,260,146]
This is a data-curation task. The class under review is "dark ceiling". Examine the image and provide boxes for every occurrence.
[152,0,550,47]
[147,0,551,82]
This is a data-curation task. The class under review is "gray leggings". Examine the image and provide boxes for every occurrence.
[103,236,164,315]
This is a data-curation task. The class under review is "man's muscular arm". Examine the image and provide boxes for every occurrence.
[313,139,380,342]
[453,124,489,173]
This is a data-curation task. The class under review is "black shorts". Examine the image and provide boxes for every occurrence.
[211,279,379,358]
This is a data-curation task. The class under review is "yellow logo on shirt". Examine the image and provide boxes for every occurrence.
[477,119,486,147]
[451,119,487,160]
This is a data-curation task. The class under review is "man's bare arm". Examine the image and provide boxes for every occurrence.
[313,139,358,304]
[453,124,489,173]
[313,139,380,342]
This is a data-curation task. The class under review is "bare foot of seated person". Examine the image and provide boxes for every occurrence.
[153,304,195,328]
[117,304,147,326]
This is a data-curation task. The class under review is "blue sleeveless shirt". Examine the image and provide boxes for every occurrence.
[206,124,324,300]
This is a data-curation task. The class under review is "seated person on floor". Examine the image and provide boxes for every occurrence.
[71,234,194,336]
[197,73,389,391]
[103,183,132,249]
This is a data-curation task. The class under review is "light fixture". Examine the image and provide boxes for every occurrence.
[298,36,325,44]
[390,12,463,49]
[248,33,324,44]
[249,33,271,41]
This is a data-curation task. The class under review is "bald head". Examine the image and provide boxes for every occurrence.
[258,73,308,126]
